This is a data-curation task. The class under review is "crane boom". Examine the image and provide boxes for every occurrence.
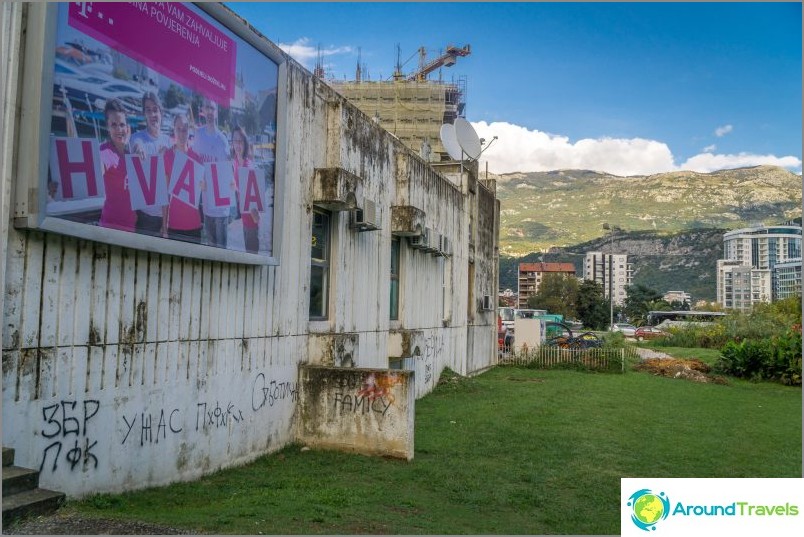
[407,44,471,82]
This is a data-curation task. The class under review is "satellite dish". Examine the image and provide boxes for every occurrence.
[454,117,482,160]
[439,123,463,161]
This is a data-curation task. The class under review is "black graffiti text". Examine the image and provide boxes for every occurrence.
[333,392,392,418]
[251,373,298,412]
[121,409,182,446]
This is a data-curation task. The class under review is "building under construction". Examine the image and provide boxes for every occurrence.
[324,45,470,162]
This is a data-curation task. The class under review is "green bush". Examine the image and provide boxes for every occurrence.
[657,297,802,350]
[715,330,802,386]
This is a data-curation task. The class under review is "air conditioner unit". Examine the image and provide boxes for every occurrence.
[429,232,443,256]
[409,231,428,249]
[422,227,439,253]
[481,294,493,311]
[439,235,452,257]
[350,199,379,231]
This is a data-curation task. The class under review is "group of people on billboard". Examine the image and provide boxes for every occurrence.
[50,91,272,255]
[46,2,278,257]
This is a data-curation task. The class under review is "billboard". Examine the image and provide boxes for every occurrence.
[43,2,279,260]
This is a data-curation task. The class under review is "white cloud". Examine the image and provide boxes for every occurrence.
[277,38,352,69]
[471,121,802,176]
[681,152,802,173]
[715,124,733,137]
[702,144,717,153]
[471,121,675,176]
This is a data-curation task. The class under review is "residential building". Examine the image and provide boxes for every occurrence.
[583,253,632,306]
[717,223,802,310]
[663,291,692,305]
[774,258,802,300]
[517,262,576,308]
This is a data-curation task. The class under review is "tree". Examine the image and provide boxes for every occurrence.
[576,280,609,330]
[624,284,668,325]
[526,273,579,318]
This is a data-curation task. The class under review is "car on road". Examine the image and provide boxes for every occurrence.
[634,326,669,341]
[610,323,637,337]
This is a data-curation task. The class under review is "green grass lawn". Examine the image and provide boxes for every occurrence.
[59,366,801,535]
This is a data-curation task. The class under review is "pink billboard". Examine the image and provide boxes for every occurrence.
[68,2,235,104]
[45,2,279,259]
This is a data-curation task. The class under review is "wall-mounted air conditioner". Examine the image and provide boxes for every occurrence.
[429,232,443,256]
[439,235,452,257]
[350,199,380,231]
[422,227,439,254]
[409,230,428,249]
[481,294,493,311]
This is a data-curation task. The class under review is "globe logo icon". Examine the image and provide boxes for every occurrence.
[627,489,670,531]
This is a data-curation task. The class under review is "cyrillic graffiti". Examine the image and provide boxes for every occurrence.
[251,373,298,412]
[196,401,245,430]
[39,400,100,473]
[121,409,182,445]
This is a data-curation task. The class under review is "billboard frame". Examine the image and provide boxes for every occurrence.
[13,2,287,266]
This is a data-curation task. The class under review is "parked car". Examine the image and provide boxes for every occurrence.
[610,323,637,337]
[634,326,669,341]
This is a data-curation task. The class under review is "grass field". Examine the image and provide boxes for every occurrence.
[57,365,802,535]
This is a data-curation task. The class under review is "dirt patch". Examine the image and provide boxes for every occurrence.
[5,510,202,535]
[506,377,545,383]
[633,358,728,384]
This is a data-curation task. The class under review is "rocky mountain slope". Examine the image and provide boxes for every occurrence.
[499,228,725,301]
[495,165,802,301]
[494,165,802,256]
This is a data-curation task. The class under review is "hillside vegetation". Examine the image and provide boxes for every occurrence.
[494,165,802,256]
[499,228,725,300]
[495,165,802,300]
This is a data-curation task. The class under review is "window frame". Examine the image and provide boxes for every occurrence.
[309,208,332,320]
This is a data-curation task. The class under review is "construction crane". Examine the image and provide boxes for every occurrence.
[407,44,471,82]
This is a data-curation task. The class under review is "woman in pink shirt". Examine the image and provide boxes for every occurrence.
[98,99,136,232]
[164,113,204,243]
[232,126,260,253]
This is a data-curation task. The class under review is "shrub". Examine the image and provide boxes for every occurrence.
[715,329,802,386]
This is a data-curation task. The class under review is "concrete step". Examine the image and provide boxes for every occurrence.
[1,487,66,526]
[2,447,14,467]
[3,465,40,496]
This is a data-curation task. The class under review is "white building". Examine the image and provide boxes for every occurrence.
[583,252,632,306]
[774,258,802,301]
[717,223,802,310]
[1,3,499,498]
[663,290,692,305]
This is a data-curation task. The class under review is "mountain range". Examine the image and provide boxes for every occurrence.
[494,165,802,301]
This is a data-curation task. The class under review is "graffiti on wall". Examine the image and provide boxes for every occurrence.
[36,372,298,474]
[251,373,298,412]
[419,333,444,387]
[40,400,100,473]
[332,372,403,418]
[121,408,182,446]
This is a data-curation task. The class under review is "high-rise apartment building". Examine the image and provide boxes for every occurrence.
[583,253,632,306]
[717,223,802,310]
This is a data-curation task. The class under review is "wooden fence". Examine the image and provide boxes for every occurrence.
[497,346,639,372]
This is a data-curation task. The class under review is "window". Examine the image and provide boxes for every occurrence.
[310,209,331,319]
[390,237,400,320]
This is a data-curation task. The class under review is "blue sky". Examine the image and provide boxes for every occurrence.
[228,2,802,176]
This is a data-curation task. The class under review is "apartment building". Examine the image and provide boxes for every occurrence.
[583,253,632,306]
[717,223,802,310]
[517,262,576,308]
